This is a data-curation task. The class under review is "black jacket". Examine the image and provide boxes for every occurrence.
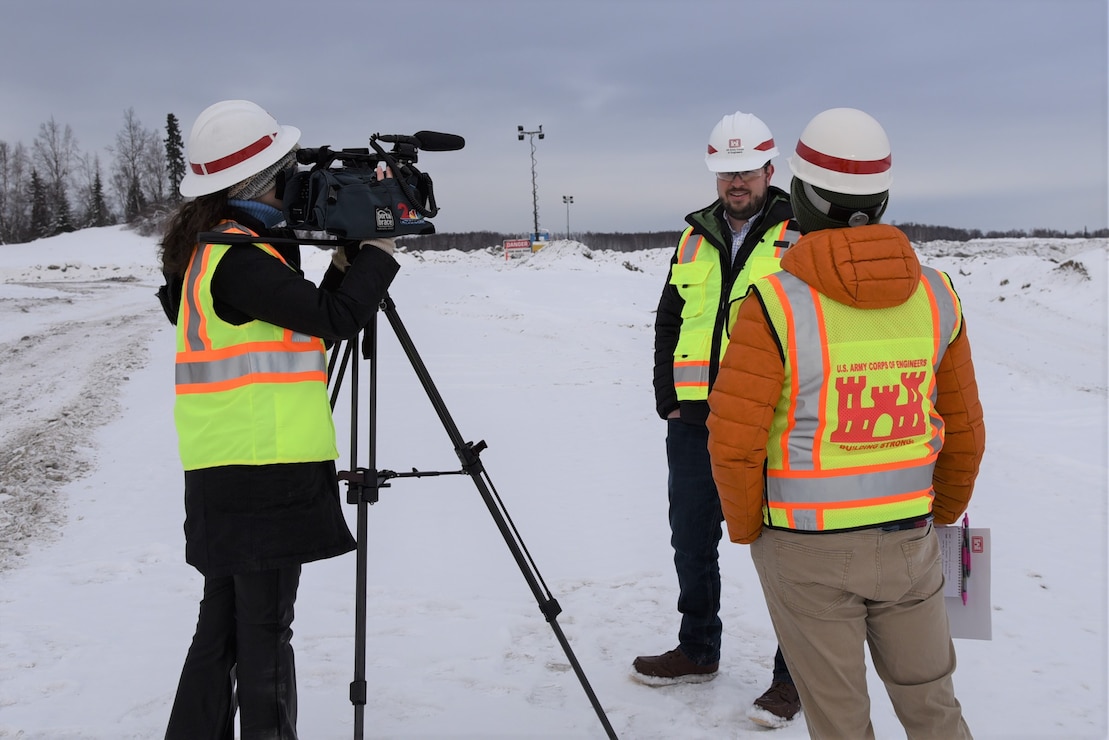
[653,187,793,424]
[159,209,399,340]
[164,207,400,576]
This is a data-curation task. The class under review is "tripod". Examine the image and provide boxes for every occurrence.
[328,292,618,740]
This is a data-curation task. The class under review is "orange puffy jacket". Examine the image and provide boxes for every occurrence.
[706,224,986,544]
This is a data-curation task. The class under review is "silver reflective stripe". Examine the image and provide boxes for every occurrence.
[181,225,297,353]
[776,226,801,248]
[674,364,709,386]
[676,233,702,263]
[920,267,959,456]
[183,250,207,352]
[772,273,823,470]
[921,267,959,366]
[767,463,936,505]
[176,349,324,386]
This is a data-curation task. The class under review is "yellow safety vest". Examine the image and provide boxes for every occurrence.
[671,219,800,400]
[174,222,338,471]
[752,266,962,531]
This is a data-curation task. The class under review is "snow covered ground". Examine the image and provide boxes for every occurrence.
[0,226,1105,739]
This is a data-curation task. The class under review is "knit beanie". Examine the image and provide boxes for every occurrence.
[790,176,889,235]
[228,147,299,200]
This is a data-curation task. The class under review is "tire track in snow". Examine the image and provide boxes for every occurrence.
[0,284,162,571]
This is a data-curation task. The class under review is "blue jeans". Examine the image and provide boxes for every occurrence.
[667,419,791,682]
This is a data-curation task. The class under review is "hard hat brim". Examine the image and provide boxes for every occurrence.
[704,148,778,172]
[180,124,301,198]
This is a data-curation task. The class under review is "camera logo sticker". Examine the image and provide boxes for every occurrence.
[375,207,395,232]
[397,202,426,226]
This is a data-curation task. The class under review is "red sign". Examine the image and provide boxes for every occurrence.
[503,238,532,260]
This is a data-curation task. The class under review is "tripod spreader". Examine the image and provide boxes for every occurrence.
[455,439,487,473]
[337,468,388,505]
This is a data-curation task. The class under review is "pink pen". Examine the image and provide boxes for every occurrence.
[960,514,971,605]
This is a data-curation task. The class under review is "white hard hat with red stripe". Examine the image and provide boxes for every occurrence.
[788,108,892,195]
[704,112,779,172]
[179,100,301,198]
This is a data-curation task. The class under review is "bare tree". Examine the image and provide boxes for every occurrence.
[0,141,33,242]
[32,117,80,235]
[110,108,165,221]
[141,130,166,205]
[32,117,78,190]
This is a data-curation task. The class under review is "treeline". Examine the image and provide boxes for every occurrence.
[891,222,1107,241]
[399,223,1108,253]
[0,110,185,244]
[3,109,1105,248]
[396,231,684,252]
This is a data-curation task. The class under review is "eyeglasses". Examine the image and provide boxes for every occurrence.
[716,167,767,183]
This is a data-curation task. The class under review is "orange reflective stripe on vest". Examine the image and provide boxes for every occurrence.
[175,341,328,393]
[175,223,327,395]
[675,229,704,264]
[768,220,802,254]
[670,220,800,401]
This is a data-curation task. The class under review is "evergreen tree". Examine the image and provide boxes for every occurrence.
[74,153,113,229]
[29,170,50,240]
[88,169,111,227]
[165,113,185,201]
[50,180,74,234]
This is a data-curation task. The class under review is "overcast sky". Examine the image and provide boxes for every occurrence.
[2,0,1106,235]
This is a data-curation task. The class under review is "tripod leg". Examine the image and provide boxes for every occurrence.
[330,332,372,740]
[351,498,368,739]
[379,294,619,740]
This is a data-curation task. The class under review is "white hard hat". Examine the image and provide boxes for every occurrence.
[704,112,779,172]
[179,100,301,198]
[788,108,892,195]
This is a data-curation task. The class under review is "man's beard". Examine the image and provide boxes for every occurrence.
[724,189,767,222]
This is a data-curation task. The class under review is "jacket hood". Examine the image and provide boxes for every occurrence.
[780,224,921,309]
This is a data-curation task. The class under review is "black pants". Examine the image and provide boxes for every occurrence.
[166,566,301,740]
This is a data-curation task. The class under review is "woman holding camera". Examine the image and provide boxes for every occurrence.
[158,99,398,740]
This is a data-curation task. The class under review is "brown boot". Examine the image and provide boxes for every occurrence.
[748,680,801,727]
[631,648,719,686]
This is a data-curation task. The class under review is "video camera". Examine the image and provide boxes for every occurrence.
[279,130,464,241]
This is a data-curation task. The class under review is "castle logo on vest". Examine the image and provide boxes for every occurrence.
[831,368,928,446]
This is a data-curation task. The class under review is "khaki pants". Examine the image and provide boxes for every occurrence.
[750,525,971,740]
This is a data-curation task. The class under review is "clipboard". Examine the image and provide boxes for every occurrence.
[938,518,992,640]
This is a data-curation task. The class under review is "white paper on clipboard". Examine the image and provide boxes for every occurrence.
[937,525,992,640]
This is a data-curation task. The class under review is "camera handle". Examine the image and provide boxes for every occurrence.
[367,136,439,220]
[329,293,619,740]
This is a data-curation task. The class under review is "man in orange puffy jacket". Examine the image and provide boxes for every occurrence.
[707,108,985,739]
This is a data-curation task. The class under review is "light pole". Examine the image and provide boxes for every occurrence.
[517,124,544,241]
[562,195,573,241]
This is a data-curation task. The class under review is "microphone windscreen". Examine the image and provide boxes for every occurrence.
[413,131,465,151]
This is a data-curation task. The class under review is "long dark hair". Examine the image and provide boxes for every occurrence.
[159,191,232,278]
